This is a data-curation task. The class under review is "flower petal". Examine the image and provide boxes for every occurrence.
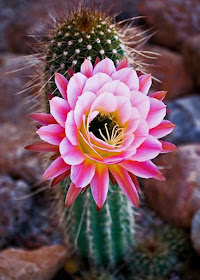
[81,59,93,78]
[131,135,162,162]
[160,141,177,153]
[149,91,167,101]
[25,142,58,152]
[83,73,112,93]
[130,91,150,119]
[124,107,141,135]
[67,73,87,109]
[71,159,95,188]
[109,165,139,207]
[93,57,116,76]
[146,98,166,129]
[112,68,139,91]
[91,163,109,209]
[30,113,57,125]
[120,160,165,181]
[116,58,129,70]
[97,80,130,97]
[90,91,117,113]
[37,124,65,145]
[139,74,152,95]
[74,91,96,129]
[60,137,85,165]
[51,170,70,187]
[55,73,68,99]
[132,119,149,148]
[65,110,79,145]
[149,120,175,138]
[65,182,82,207]
[115,96,132,124]
[49,97,70,127]
[43,156,70,180]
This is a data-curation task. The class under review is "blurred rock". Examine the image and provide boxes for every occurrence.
[0,175,62,249]
[138,0,200,49]
[165,95,200,145]
[0,123,43,183]
[0,245,67,280]
[182,35,200,88]
[191,209,200,255]
[0,0,59,53]
[143,144,200,228]
[0,53,40,124]
[144,45,194,100]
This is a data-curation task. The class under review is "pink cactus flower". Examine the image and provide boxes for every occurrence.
[26,58,176,210]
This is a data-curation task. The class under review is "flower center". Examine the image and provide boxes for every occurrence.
[89,113,124,146]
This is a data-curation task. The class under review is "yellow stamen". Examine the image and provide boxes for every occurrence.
[98,123,124,146]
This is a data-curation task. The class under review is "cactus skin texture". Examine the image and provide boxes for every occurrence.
[61,179,135,269]
[130,199,191,280]
[44,9,125,96]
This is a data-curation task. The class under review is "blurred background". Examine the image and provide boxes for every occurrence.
[0,0,200,279]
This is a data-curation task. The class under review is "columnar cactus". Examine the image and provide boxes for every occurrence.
[39,7,138,269]
[28,3,176,276]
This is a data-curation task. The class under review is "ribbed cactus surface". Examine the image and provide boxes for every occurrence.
[61,179,135,268]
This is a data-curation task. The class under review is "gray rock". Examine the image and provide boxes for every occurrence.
[191,209,200,255]
[165,95,200,145]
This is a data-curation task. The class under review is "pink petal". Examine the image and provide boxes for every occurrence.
[74,91,96,128]
[43,156,70,180]
[68,67,75,77]
[160,141,177,153]
[30,113,57,125]
[139,74,152,95]
[81,59,93,78]
[65,182,82,207]
[49,97,70,127]
[146,98,166,129]
[65,110,79,145]
[90,163,109,209]
[131,135,162,162]
[55,73,68,99]
[116,58,129,70]
[71,159,95,188]
[60,137,85,165]
[83,73,112,93]
[51,170,70,187]
[111,68,139,91]
[67,73,87,109]
[124,107,141,135]
[149,120,175,138]
[109,165,139,207]
[37,124,65,145]
[90,91,117,113]
[94,56,101,66]
[130,91,150,119]
[115,96,132,124]
[149,91,167,101]
[132,119,149,148]
[25,142,58,152]
[97,80,130,97]
[128,173,141,194]
[120,160,165,181]
[93,57,116,76]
